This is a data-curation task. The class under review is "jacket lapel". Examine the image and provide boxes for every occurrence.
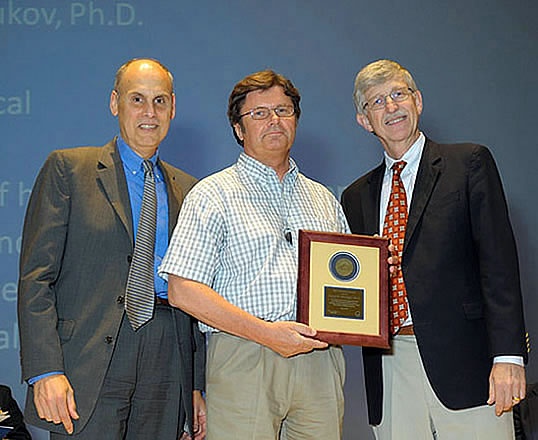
[159,160,185,235]
[367,163,385,234]
[405,139,442,248]
[96,139,134,242]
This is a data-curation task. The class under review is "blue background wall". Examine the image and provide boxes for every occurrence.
[1,1,537,438]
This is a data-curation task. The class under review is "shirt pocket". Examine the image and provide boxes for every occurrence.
[293,216,340,233]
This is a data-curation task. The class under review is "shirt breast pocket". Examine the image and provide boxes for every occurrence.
[295,217,340,234]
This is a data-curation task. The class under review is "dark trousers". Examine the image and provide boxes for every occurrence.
[52,305,184,440]
[514,384,538,440]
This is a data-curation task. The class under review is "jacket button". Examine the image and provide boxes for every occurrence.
[127,255,132,264]
[116,296,125,304]
[105,336,113,344]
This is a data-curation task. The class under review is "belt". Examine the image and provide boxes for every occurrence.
[397,324,414,335]
[155,297,171,307]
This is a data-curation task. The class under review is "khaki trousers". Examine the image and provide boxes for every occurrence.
[373,335,514,440]
[206,332,345,440]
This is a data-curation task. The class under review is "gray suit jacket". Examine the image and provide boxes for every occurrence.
[18,139,205,434]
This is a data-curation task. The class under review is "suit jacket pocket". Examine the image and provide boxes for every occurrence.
[57,319,75,344]
[463,301,484,320]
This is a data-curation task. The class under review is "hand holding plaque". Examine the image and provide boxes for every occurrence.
[297,230,389,348]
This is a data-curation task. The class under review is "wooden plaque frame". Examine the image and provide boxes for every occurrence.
[297,230,389,348]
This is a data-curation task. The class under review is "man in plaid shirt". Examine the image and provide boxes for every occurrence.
[160,70,349,439]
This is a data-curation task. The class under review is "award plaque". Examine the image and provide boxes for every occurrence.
[297,230,389,348]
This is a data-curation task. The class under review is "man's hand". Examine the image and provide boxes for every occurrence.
[33,374,79,434]
[263,321,328,357]
[168,276,327,359]
[179,391,206,440]
[487,362,526,416]
[192,390,206,439]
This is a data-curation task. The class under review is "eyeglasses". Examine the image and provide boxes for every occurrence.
[239,105,295,120]
[363,88,415,112]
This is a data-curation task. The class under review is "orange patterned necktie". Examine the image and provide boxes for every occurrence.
[383,161,409,334]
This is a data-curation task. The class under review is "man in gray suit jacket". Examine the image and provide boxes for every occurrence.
[17,58,206,440]
[341,59,527,439]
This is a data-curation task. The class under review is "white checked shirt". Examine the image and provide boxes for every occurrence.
[159,152,350,332]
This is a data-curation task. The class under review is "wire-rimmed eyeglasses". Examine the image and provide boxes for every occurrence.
[363,88,415,112]
[239,105,295,120]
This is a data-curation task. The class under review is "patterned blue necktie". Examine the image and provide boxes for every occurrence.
[125,160,156,331]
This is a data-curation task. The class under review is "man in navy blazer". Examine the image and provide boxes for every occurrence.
[341,59,527,439]
[0,385,31,440]
[18,59,206,439]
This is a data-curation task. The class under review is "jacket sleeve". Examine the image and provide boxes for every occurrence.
[468,145,526,359]
[17,151,70,381]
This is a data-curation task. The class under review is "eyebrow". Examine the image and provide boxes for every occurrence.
[126,91,172,99]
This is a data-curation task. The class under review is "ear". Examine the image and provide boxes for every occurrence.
[109,90,119,116]
[413,89,423,116]
[233,122,244,142]
[170,93,176,120]
[356,112,374,132]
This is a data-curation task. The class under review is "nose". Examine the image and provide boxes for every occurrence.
[143,100,156,116]
[384,96,399,112]
[268,111,281,124]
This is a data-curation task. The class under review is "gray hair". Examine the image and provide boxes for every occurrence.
[353,59,417,114]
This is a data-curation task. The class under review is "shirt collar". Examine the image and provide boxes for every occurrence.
[383,132,425,176]
[117,136,159,176]
[237,152,298,185]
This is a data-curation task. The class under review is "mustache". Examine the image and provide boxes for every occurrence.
[263,128,285,135]
[383,112,407,124]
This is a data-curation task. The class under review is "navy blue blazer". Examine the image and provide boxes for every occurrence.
[341,138,527,425]
[0,385,31,440]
